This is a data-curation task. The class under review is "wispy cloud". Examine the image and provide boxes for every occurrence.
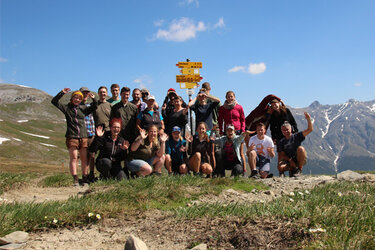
[179,0,199,7]
[133,76,152,89]
[228,66,246,73]
[154,19,164,27]
[228,62,266,75]
[214,17,225,29]
[0,57,8,63]
[354,82,362,87]
[153,17,206,42]
[152,17,224,42]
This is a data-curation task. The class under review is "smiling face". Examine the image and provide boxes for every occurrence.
[226,92,235,103]
[148,126,158,140]
[271,101,280,111]
[226,128,235,139]
[132,89,141,102]
[256,125,266,138]
[111,87,120,99]
[281,124,292,138]
[110,121,121,137]
[197,123,207,136]
[98,88,107,100]
[71,94,83,106]
[121,91,130,103]
[172,130,180,141]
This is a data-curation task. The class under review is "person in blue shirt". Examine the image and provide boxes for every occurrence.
[165,126,188,175]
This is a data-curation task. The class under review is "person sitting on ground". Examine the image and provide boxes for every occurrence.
[164,95,188,135]
[51,88,97,186]
[89,118,129,180]
[214,125,252,177]
[127,125,168,176]
[165,126,188,175]
[187,122,215,176]
[188,88,220,135]
[136,95,165,134]
[278,112,313,177]
[247,123,275,179]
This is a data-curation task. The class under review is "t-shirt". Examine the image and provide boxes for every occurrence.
[129,138,160,161]
[190,101,219,130]
[166,138,186,162]
[107,97,121,106]
[223,141,235,161]
[248,134,274,160]
[277,132,305,158]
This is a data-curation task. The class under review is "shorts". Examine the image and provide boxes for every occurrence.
[127,157,155,172]
[256,154,271,172]
[172,160,185,173]
[87,136,95,147]
[66,138,88,150]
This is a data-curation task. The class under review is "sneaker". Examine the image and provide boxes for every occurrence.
[293,168,302,177]
[267,173,274,178]
[249,170,258,178]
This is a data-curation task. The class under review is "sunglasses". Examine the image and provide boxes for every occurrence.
[142,93,149,96]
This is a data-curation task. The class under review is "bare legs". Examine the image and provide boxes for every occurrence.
[188,152,213,175]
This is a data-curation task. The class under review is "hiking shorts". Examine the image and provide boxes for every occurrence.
[66,138,88,150]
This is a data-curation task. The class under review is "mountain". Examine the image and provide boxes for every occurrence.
[0,84,374,173]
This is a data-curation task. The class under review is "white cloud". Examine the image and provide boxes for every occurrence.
[0,57,8,63]
[179,0,199,7]
[133,76,152,89]
[214,17,225,29]
[248,62,266,75]
[228,66,246,73]
[228,62,266,75]
[153,17,206,42]
[354,82,362,87]
[154,19,164,27]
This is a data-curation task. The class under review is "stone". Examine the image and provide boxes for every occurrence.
[0,231,28,245]
[124,234,148,250]
[263,190,274,196]
[0,243,26,249]
[191,243,207,250]
[337,170,365,182]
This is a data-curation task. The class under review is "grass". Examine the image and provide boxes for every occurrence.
[40,173,72,187]
[0,173,374,249]
[0,172,38,195]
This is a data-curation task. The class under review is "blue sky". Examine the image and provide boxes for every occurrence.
[1,0,374,114]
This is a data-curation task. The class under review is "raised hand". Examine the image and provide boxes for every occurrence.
[88,93,95,99]
[62,88,71,94]
[140,129,148,140]
[96,125,104,137]
[160,133,168,143]
[185,133,193,143]
[120,140,130,150]
[304,112,311,120]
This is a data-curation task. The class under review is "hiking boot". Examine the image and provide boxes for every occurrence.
[267,173,274,178]
[293,168,302,177]
[87,172,97,183]
[279,172,285,178]
[249,170,258,179]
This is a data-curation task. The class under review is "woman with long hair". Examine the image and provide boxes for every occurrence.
[218,90,245,135]
[187,122,215,176]
[164,95,188,135]
[127,125,168,176]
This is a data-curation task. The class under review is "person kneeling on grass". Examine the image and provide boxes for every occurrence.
[187,122,215,176]
[247,123,275,179]
[165,126,188,175]
[214,125,253,177]
[89,118,129,180]
[127,125,168,176]
[278,112,313,177]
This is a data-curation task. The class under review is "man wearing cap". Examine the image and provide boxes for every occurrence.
[80,87,97,182]
[214,125,252,177]
[247,123,275,179]
[136,95,164,133]
[278,112,313,177]
[110,86,139,143]
[131,88,147,112]
[107,84,121,105]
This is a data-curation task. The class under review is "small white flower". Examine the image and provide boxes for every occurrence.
[88,212,94,217]
[305,190,310,194]
[96,214,101,220]
[338,192,343,197]
[53,218,58,224]
[289,192,295,196]
[44,216,47,219]
[298,192,304,196]
[259,200,265,203]
[309,228,326,233]
[289,198,294,202]
[355,190,360,194]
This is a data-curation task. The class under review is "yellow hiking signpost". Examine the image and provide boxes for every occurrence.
[176,61,202,90]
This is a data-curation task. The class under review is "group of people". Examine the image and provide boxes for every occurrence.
[52,82,313,186]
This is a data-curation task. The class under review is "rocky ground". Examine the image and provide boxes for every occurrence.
[1,171,374,249]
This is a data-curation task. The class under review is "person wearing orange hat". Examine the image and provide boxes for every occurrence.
[52,87,98,186]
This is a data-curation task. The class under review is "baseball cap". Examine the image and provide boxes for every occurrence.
[226,124,235,130]
[146,95,155,101]
[79,87,90,92]
[172,126,181,133]
[168,88,176,92]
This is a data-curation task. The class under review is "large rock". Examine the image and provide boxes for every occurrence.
[124,234,148,250]
[0,231,29,245]
[337,170,365,181]
[191,243,207,250]
[0,243,26,249]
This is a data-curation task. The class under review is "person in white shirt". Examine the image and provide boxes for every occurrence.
[247,123,275,178]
